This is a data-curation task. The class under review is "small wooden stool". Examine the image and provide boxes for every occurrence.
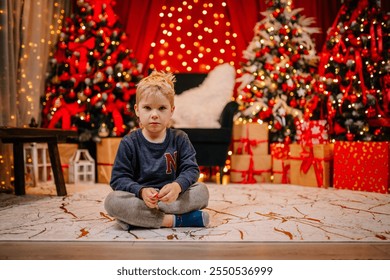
[0,127,78,196]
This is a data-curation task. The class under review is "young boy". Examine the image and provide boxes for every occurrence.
[104,71,210,230]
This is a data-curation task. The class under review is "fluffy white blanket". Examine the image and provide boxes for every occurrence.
[171,63,236,128]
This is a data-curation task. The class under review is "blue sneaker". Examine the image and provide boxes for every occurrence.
[174,210,210,227]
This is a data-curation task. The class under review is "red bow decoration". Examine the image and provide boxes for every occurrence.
[290,145,331,188]
[68,37,95,74]
[48,99,87,130]
[89,0,117,27]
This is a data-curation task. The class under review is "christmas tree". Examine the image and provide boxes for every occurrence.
[317,0,390,141]
[236,0,320,143]
[41,0,142,141]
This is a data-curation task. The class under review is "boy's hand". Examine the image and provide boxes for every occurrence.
[158,182,181,204]
[140,187,159,208]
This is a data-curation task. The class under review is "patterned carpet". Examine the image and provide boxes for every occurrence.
[0,182,389,241]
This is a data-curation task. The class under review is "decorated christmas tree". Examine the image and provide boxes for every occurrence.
[236,0,320,143]
[41,0,142,141]
[317,0,390,141]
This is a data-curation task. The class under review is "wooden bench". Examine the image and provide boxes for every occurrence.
[0,127,78,196]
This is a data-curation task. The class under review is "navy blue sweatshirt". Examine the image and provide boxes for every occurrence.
[110,128,199,197]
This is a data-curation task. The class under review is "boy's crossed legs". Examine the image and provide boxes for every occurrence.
[104,182,209,230]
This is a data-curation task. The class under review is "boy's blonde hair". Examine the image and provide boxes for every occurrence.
[136,71,176,107]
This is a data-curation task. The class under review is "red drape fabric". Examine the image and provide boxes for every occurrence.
[113,0,344,73]
[113,0,166,72]
[225,0,267,62]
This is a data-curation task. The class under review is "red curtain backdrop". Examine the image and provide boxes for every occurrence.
[113,0,387,73]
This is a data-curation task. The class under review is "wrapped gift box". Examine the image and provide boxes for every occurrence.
[270,143,290,184]
[272,158,290,184]
[96,137,122,184]
[232,122,268,155]
[230,154,272,183]
[290,143,334,188]
[58,143,79,183]
[334,141,390,194]
[295,120,329,145]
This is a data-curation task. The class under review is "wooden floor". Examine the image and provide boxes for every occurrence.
[1,241,389,260]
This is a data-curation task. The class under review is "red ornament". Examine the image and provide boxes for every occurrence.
[289,99,297,108]
[59,41,67,49]
[366,107,376,118]
[107,93,116,103]
[259,108,272,119]
[333,123,346,135]
[120,33,127,42]
[255,91,263,98]
[361,48,369,57]
[274,121,282,130]
[348,94,358,103]
[346,132,355,141]
[366,65,375,73]
[84,86,92,96]
[268,99,276,107]
[93,50,101,59]
[68,89,76,99]
[106,58,113,66]
[90,95,101,106]
[291,54,300,63]
[107,75,114,83]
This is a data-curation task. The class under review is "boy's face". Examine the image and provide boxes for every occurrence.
[134,91,174,139]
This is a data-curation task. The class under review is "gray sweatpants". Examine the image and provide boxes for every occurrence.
[104,182,209,229]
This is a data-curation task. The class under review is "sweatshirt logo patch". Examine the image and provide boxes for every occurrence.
[165,152,177,174]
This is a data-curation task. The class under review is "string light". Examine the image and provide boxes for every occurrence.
[149,1,238,72]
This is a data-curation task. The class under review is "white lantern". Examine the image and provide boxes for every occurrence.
[69,149,95,184]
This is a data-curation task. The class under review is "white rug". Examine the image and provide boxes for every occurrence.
[0,183,389,241]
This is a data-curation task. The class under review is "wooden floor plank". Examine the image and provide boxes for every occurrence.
[1,241,389,260]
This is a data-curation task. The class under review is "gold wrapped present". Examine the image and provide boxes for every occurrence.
[289,143,334,188]
[230,154,272,183]
[58,143,79,183]
[232,122,268,155]
[96,137,122,184]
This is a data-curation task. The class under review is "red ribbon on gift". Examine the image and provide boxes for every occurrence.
[231,157,271,184]
[290,146,331,188]
[272,161,291,184]
[234,138,268,155]
[97,162,114,166]
[233,123,268,155]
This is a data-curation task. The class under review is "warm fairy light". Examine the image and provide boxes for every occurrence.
[149,0,239,72]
